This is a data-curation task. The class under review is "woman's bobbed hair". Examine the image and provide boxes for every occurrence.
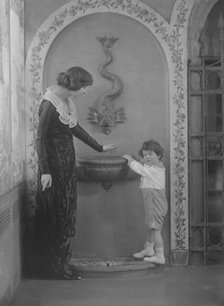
[138,140,164,160]
[57,66,93,91]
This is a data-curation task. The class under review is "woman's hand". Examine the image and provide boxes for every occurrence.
[41,174,52,191]
[103,144,117,153]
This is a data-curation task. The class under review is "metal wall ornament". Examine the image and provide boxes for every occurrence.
[88,36,126,134]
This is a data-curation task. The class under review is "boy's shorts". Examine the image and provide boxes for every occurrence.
[142,188,168,230]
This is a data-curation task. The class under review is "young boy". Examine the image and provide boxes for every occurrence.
[122,140,168,264]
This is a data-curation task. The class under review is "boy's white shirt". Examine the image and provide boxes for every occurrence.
[129,160,165,189]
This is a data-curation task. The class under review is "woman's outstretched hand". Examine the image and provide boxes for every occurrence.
[103,144,117,153]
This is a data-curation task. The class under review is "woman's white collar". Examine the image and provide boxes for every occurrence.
[43,87,78,128]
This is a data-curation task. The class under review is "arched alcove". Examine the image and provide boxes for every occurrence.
[25,0,195,266]
[43,12,168,259]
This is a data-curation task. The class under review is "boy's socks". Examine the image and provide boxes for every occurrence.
[133,242,154,259]
[143,247,165,264]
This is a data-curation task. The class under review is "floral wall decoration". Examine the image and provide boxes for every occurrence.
[25,0,195,252]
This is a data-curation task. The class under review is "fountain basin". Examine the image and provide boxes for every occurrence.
[77,156,138,183]
[70,257,155,273]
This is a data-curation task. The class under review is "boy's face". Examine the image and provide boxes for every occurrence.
[142,150,160,166]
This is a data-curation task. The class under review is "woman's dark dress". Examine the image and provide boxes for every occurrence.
[33,99,103,278]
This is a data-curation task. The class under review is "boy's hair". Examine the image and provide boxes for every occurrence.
[138,140,164,160]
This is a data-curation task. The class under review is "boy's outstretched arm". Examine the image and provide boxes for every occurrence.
[122,154,134,166]
[123,155,152,178]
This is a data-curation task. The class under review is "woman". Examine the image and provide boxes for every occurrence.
[33,66,116,279]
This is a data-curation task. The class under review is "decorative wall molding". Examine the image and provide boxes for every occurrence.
[0,0,25,196]
[0,0,11,196]
[0,0,24,300]
[10,0,25,189]
[25,0,197,255]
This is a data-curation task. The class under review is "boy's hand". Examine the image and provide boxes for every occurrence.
[122,154,134,163]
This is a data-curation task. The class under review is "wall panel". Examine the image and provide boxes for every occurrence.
[0,0,25,304]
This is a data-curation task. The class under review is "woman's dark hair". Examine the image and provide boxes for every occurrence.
[138,140,164,160]
[57,66,93,91]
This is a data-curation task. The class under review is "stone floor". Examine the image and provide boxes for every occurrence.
[13,265,224,306]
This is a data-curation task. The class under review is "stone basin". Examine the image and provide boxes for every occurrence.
[77,156,137,182]
[70,257,155,273]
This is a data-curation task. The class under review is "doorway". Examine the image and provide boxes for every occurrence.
[189,0,224,264]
